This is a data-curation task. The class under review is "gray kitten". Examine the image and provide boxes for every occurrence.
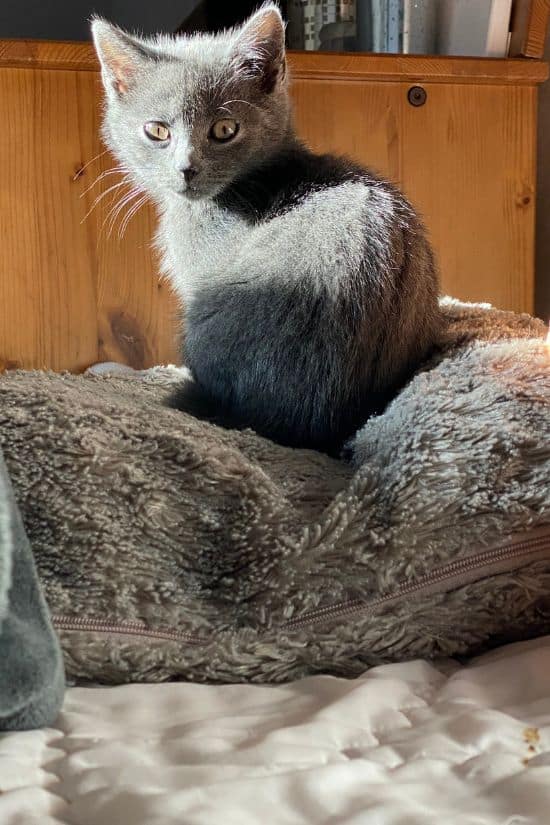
[92,4,440,454]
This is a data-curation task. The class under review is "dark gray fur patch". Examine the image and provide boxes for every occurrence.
[214,142,365,221]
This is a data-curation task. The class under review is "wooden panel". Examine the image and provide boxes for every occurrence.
[72,72,178,369]
[510,0,550,58]
[0,40,547,85]
[0,66,178,372]
[291,79,536,312]
[0,39,100,72]
[0,68,97,371]
[401,83,536,311]
[289,50,548,85]
[292,81,403,181]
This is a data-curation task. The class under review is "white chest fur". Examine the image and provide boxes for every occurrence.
[155,199,248,303]
[154,181,384,305]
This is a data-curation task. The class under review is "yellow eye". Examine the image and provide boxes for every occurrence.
[144,121,171,142]
[210,119,239,143]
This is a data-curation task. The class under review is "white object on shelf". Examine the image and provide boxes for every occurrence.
[298,0,357,51]
[371,2,387,52]
[386,0,402,52]
[486,0,514,57]
[437,0,513,58]
[402,0,438,54]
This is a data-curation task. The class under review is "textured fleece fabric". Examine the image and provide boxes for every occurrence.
[0,452,65,730]
[0,299,548,685]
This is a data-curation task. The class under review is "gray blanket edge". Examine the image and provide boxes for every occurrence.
[0,452,64,731]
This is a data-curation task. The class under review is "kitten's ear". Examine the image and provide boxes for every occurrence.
[91,18,150,97]
[232,4,286,94]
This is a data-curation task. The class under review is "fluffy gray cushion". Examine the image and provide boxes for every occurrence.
[0,299,548,684]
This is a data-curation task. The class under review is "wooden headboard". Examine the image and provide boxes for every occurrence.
[0,41,178,372]
[0,40,547,371]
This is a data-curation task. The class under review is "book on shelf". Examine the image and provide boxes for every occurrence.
[285,0,514,58]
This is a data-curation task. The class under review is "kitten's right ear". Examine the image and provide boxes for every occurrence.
[232,4,286,94]
[91,18,149,97]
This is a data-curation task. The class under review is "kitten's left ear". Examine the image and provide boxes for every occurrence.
[233,4,286,94]
[91,18,151,97]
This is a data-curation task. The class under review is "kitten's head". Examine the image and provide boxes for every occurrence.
[91,4,290,203]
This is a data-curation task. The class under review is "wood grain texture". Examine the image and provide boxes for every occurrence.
[292,79,537,312]
[400,83,536,311]
[510,0,550,58]
[0,66,178,372]
[288,51,548,85]
[0,40,547,84]
[0,39,99,72]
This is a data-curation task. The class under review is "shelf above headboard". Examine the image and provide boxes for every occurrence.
[0,40,547,86]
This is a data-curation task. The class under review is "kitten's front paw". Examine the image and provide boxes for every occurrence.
[166,378,209,413]
[339,439,356,463]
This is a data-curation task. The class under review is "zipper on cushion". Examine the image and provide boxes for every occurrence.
[52,615,206,645]
[281,526,550,632]
[52,526,550,641]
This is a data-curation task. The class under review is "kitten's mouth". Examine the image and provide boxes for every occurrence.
[178,186,204,200]
[175,181,221,201]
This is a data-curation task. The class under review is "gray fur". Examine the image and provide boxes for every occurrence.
[0,301,548,685]
[92,5,441,452]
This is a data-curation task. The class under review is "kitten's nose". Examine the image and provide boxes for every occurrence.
[181,166,198,185]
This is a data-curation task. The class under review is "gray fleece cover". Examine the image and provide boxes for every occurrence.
[0,299,548,685]
[0,452,64,730]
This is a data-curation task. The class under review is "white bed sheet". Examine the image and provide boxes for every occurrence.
[2,637,550,825]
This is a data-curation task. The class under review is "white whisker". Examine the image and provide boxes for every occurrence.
[119,194,148,238]
[95,187,135,245]
[79,166,128,198]
[72,149,109,181]
[106,188,143,237]
[80,178,131,224]
[217,98,262,113]
[113,190,142,229]
[105,191,137,235]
